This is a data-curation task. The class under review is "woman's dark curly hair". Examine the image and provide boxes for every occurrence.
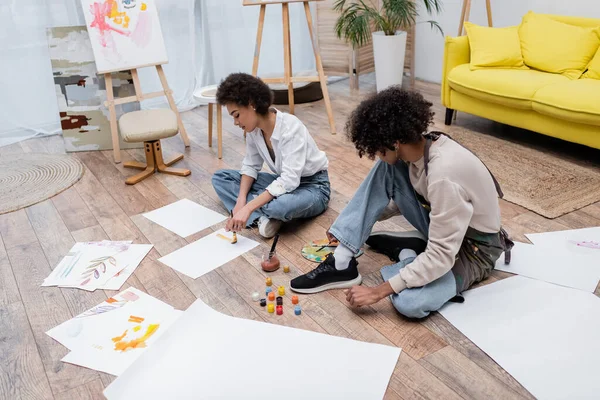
[345,86,434,159]
[216,73,274,116]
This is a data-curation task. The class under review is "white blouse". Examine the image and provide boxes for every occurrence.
[240,110,329,197]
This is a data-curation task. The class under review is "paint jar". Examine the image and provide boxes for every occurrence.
[261,250,280,272]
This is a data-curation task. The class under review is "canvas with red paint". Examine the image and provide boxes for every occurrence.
[81,0,168,74]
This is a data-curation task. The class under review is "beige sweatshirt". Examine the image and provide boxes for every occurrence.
[388,135,501,293]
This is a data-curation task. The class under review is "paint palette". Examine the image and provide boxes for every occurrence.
[301,239,364,263]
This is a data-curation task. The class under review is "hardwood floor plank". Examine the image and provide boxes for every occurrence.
[387,352,462,400]
[76,151,155,216]
[0,210,38,249]
[25,199,110,324]
[25,200,76,268]
[0,235,20,306]
[421,312,535,398]
[54,378,105,400]
[52,187,98,232]
[5,241,99,394]
[0,301,54,400]
[420,346,532,399]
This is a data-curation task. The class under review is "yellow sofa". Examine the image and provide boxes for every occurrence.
[441,14,600,150]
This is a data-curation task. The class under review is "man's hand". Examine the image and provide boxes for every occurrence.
[344,282,395,307]
[226,205,252,232]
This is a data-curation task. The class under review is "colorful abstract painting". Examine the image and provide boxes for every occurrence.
[81,0,168,74]
[47,26,142,152]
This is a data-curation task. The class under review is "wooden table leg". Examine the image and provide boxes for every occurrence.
[208,103,213,148]
[217,104,223,159]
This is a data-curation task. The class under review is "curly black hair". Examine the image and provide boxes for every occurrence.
[345,86,434,159]
[215,73,274,116]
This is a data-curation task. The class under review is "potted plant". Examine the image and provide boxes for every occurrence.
[334,0,443,92]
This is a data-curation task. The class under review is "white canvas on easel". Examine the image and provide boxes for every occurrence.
[80,0,168,74]
[79,0,190,164]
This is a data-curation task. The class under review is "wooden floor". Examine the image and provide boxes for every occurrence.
[2,75,599,400]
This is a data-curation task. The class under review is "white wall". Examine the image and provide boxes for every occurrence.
[414,0,600,83]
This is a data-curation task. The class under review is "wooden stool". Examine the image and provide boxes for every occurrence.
[193,85,223,159]
[118,109,191,185]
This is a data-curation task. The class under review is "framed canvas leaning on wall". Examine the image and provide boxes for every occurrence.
[47,26,142,152]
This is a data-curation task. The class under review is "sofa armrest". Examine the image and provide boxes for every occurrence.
[441,35,470,107]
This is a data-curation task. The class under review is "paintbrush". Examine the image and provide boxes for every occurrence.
[268,234,280,259]
[229,211,238,244]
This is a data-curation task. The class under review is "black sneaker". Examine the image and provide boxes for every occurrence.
[290,254,362,294]
[366,230,427,262]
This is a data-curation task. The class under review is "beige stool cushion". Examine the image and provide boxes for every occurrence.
[118,109,179,143]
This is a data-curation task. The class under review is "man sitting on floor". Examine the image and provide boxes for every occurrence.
[290,87,513,319]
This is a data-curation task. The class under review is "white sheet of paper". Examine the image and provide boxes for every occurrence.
[98,244,153,291]
[43,242,129,290]
[46,287,163,351]
[142,199,227,237]
[495,241,600,292]
[54,289,181,376]
[439,276,600,400]
[158,228,259,279]
[104,299,401,400]
[526,227,600,253]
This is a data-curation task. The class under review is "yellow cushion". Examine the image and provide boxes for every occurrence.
[532,79,600,126]
[447,64,569,109]
[518,11,600,79]
[584,48,600,79]
[464,22,527,70]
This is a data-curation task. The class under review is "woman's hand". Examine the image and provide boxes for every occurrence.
[226,205,252,232]
[232,199,246,217]
[344,283,394,307]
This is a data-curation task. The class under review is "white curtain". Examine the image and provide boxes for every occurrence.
[197,0,316,88]
[0,0,316,147]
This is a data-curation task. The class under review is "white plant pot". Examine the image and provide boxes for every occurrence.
[372,31,407,92]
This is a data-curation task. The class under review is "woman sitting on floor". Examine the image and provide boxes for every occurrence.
[212,73,330,239]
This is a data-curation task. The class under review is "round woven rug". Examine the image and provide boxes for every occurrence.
[0,153,84,215]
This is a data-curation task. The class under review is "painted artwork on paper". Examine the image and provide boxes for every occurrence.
[47,26,142,152]
[81,0,169,74]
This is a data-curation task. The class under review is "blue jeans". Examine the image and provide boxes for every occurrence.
[329,160,457,319]
[211,169,331,227]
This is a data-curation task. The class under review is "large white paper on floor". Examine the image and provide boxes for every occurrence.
[47,287,181,376]
[158,228,260,279]
[42,242,152,291]
[104,299,401,400]
[142,199,227,238]
[495,241,600,292]
[526,227,600,252]
[439,276,600,400]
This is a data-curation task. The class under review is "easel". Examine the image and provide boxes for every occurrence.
[243,0,336,134]
[103,64,190,163]
[458,0,493,35]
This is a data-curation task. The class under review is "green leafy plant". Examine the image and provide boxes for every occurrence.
[334,0,444,47]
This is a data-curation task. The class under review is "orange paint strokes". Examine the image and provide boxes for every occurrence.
[111,329,128,343]
[106,297,118,304]
[128,315,145,323]
[113,324,160,352]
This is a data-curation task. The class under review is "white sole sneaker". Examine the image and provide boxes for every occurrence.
[290,274,363,294]
[258,216,283,239]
